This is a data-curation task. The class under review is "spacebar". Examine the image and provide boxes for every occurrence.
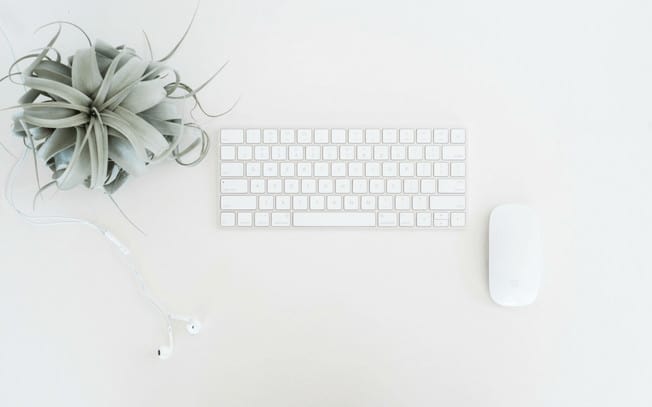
[293,212,376,227]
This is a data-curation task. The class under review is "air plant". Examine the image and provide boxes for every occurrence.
[1,13,232,196]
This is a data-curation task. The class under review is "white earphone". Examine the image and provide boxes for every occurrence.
[156,315,202,360]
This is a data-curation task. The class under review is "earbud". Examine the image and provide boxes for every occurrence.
[157,346,172,360]
[185,319,201,335]
[156,315,200,360]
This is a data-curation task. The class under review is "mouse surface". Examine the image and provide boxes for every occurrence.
[489,204,543,306]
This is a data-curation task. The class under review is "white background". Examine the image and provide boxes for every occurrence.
[1,1,651,406]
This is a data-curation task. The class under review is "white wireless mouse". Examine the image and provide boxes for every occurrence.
[489,204,543,306]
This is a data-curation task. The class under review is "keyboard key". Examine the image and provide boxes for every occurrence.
[382,129,397,143]
[255,212,270,226]
[391,146,406,160]
[220,212,236,226]
[335,179,351,193]
[238,213,252,226]
[399,129,415,143]
[246,129,261,143]
[430,196,465,210]
[289,146,304,160]
[263,163,277,176]
[221,163,243,177]
[280,129,295,143]
[451,212,466,227]
[315,163,329,176]
[280,163,295,176]
[425,146,440,160]
[396,196,410,210]
[306,146,321,160]
[276,196,291,210]
[349,162,364,177]
[365,129,381,143]
[374,146,389,160]
[293,196,308,210]
[434,218,449,227]
[294,212,375,227]
[315,129,329,143]
[357,146,372,159]
[451,162,466,176]
[221,179,247,193]
[221,129,243,143]
[370,180,385,193]
[451,128,466,144]
[399,212,414,226]
[297,163,312,176]
[351,179,367,193]
[408,146,423,160]
[413,196,428,210]
[251,179,265,193]
[247,163,261,176]
[399,162,415,176]
[332,162,345,176]
[340,146,355,160]
[263,129,278,143]
[416,212,431,227]
[254,146,269,160]
[332,129,346,143]
[271,146,287,160]
[318,179,334,193]
[237,146,252,160]
[268,179,282,193]
[378,213,397,226]
[255,146,270,160]
[323,146,338,160]
[297,129,311,143]
[349,129,363,143]
[382,162,398,177]
[387,179,402,193]
[438,179,466,193]
[404,179,419,193]
[365,162,381,176]
[221,146,235,160]
[361,196,376,209]
[416,163,432,177]
[310,196,325,209]
[301,179,317,193]
[379,196,393,209]
[416,129,432,143]
[421,180,437,193]
[259,196,274,209]
[284,179,299,193]
[272,212,291,226]
[221,196,256,210]
[434,128,449,143]
[327,196,342,209]
[434,162,449,176]
[434,212,450,220]
[344,196,358,210]
[442,145,466,160]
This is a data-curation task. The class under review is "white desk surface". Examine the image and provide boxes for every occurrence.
[1,1,651,406]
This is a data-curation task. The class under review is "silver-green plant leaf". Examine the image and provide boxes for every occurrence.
[3,21,224,193]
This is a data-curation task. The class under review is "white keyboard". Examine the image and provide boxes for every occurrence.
[218,128,467,228]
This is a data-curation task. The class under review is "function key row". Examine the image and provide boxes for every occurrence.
[220,128,466,145]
